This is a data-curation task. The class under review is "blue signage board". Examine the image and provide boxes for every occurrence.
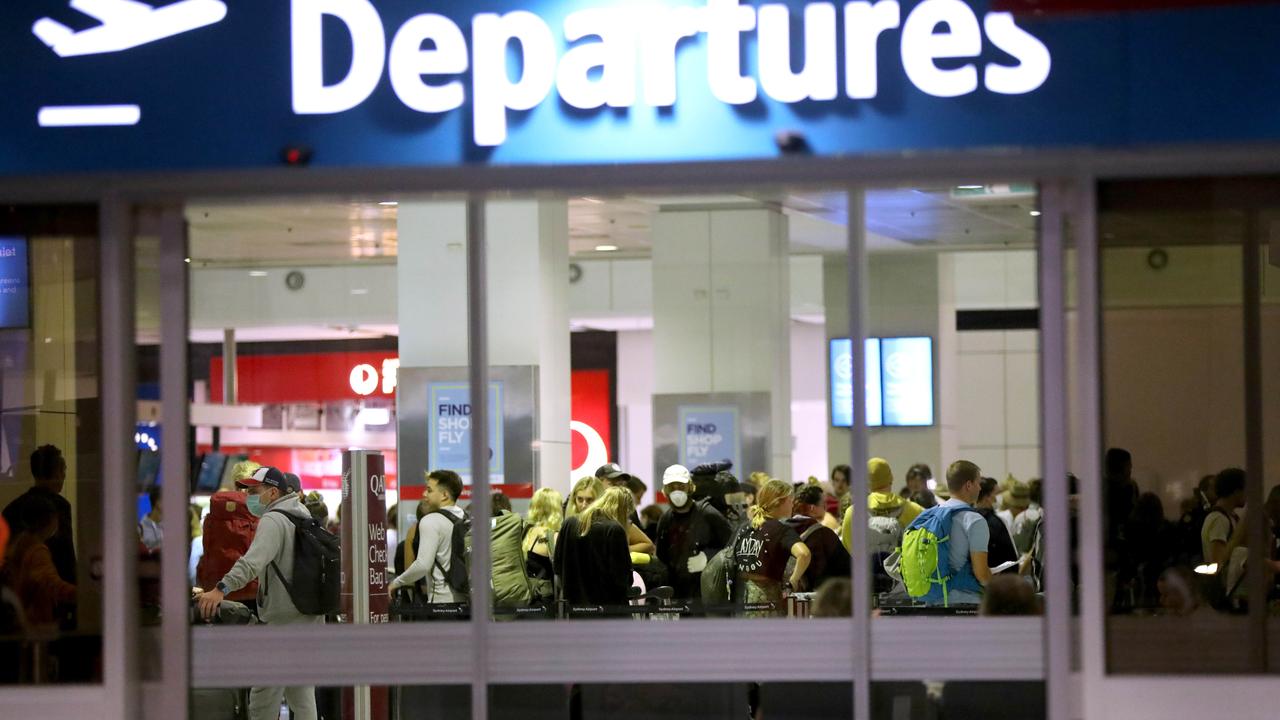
[428,381,504,482]
[0,238,30,329]
[679,405,740,469]
[3,1,1280,175]
[880,336,933,426]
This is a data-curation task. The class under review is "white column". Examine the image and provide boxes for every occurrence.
[397,200,571,493]
[652,207,792,477]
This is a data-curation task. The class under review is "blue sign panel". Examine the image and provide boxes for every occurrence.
[880,336,933,426]
[0,238,30,329]
[3,1,1280,175]
[829,337,883,428]
[428,381,504,482]
[679,405,740,469]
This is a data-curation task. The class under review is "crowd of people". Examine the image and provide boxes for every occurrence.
[1103,448,1280,616]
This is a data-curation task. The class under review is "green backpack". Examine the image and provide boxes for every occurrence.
[899,504,978,604]
[490,510,534,608]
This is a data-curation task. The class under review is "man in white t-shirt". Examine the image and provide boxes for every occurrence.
[1201,468,1246,569]
[388,470,468,604]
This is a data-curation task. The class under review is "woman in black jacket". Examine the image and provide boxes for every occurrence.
[554,486,635,611]
[976,477,1020,569]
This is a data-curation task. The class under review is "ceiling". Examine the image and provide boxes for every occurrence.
[184,185,1040,267]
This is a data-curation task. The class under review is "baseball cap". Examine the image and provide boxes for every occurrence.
[595,463,628,480]
[662,464,692,488]
[237,466,288,491]
[283,472,303,494]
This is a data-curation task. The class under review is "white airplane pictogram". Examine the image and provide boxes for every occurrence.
[34,0,227,58]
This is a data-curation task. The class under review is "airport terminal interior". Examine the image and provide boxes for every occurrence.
[3,177,1280,718]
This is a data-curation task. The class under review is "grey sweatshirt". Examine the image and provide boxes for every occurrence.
[218,493,324,626]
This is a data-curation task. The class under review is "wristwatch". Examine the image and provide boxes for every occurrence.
[215,581,230,595]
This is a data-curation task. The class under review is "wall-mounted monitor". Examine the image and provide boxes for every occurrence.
[0,237,30,329]
[193,452,226,493]
[830,337,934,427]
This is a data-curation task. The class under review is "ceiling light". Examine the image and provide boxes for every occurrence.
[184,257,192,264]
[1029,210,1042,217]
[956,185,984,190]
[378,201,398,207]
[249,270,268,277]
[355,407,391,426]
[351,288,369,295]
[580,197,604,204]
[594,244,618,252]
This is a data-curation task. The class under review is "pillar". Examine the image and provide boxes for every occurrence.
[652,207,792,478]
[397,200,571,495]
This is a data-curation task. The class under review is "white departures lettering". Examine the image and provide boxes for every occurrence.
[291,0,1053,146]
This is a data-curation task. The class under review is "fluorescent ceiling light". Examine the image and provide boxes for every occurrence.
[355,407,391,426]
[249,270,268,277]
[956,185,984,190]
[594,244,619,252]
[350,288,369,295]
[38,104,141,127]
[378,201,398,207]
[1029,210,1042,217]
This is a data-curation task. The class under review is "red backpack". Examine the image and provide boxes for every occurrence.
[197,491,259,601]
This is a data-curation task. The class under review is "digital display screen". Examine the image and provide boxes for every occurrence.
[194,452,226,493]
[880,337,934,426]
[830,338,882,428]
[0,237,30,329]
[830,337,934,427]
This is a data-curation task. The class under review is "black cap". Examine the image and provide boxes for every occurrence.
[283,472,302,494]
[237,466,288,491]
[595,463,628,480]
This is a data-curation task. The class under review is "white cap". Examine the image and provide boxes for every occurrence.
[662,464,692,488]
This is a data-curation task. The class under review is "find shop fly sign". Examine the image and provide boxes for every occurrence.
[428,381,505,482]
[679,406,740,469]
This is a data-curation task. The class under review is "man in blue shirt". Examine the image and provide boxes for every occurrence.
[929,460,992,606]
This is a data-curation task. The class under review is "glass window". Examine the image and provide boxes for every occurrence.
[481,190,853,620]
[0,205,103,684]
[1098,177,1279,673]
[860,184,1044,619]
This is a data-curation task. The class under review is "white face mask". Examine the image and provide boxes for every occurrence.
[668,490,690,509]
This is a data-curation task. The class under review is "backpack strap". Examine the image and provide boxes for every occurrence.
[799,524,823,542]
[264,509,309,607]
[428,509,463,601]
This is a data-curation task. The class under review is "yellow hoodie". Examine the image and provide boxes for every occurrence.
[839,492,925,552]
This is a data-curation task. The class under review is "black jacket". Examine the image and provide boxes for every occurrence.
[977,507,1019,569]
[554,516,632,607]
[655,500,733,597]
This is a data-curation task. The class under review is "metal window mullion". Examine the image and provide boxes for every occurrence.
[1071,177,1108,715]
[466,197,491,720]
[847,186,870,720]
[1038,181,1071,720]
[99,193,140,719]
[157,205,191,718]
[1241,209,1268,670]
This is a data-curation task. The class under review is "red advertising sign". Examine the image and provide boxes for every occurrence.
[571,368,612,469]
[210,351,398,403]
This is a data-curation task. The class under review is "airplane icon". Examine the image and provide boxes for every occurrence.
[34,0,227,58]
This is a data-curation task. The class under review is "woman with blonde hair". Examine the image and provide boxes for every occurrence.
[732,478,811,616]
[554,486,635,609]
[523,488,563,601]
[566,476,605,517]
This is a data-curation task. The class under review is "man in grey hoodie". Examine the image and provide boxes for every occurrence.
[196,466,323,720]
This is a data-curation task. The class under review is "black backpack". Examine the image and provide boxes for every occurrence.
[269,510,341,616]
[434,510,472,596]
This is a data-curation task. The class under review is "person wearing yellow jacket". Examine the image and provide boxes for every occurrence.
[840,458,925,553]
